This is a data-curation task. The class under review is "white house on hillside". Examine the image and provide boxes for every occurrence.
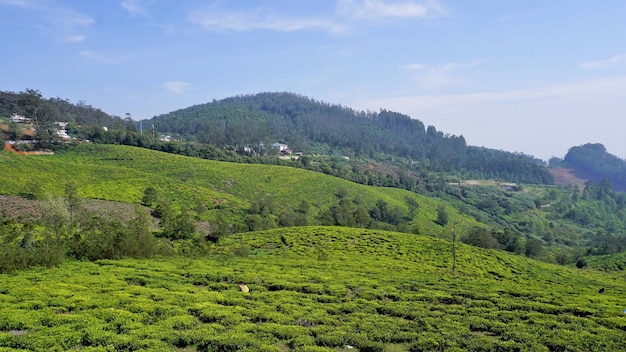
[271,143,288,152]
[10,113,30,123]
[55,122,70,139]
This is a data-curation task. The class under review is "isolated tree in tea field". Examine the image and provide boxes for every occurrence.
[354,206,371,228]
[462,226,501,250]
[21,177,42,200]
[525,237,543,258]
[162,208,196,240]
[41,196,70,241]
[141,186,159,207]
[206,213,230,243]
[436,205,449,226]
[65,180,82,233]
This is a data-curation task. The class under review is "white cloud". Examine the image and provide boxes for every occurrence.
[337,0,444,19]
[404,59,485,88]
[189,9,346,33]
[359,75,626,111]
[406,60,484,73]
[164,81,192,94]
[121,0,148,17]
[79,51,121,64]
[189,1,445,34]
[0,1,93,41]
[39,7,95,43]
[580,53,626,70]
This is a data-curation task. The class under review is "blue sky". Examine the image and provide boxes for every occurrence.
[1,0,625,160]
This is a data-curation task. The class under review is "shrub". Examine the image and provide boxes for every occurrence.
[235,244,251,257]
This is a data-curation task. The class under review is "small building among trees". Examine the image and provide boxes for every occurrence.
[10,114,30,123]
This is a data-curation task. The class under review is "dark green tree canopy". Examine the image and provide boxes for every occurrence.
[564,143,626,191]
[146,92,553,185]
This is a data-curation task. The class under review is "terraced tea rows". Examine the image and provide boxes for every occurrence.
[1,227,625,351]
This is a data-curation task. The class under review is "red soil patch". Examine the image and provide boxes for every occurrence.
[4,142,54,155]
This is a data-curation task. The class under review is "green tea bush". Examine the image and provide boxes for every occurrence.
[1,228,625,351]
[258,323,311,340]
[287,334,316,349]
[197,332,266,352]
[409,332,449,352]
[163,314,198,330]
[314,328,347,347]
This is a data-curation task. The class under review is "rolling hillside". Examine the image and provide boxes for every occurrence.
[0,227,625,351]
[3,142,626,263]
[0,143,480,237]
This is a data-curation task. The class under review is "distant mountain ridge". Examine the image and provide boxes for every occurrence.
[7,89,626,190]
[146,92,553,185]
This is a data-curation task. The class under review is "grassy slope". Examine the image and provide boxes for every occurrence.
[0,144,479,235]
[1,227,625,351]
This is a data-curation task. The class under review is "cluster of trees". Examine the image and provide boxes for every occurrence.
[0,89,132,150]
[425,176,626,264]
[241,189,424,235]
[317,193,406,230]
[559,143,626,191]
[1,182,204,273]
[460,227,543,258]
[0,89,128,129]
[539,181,626,234]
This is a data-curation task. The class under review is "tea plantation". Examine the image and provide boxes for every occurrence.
[0,144,479,237]
[1,227,625,351]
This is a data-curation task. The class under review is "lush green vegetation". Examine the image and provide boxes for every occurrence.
[1,227,625,351]
[1,144,484,273]
[3,143,626,271]
[2,90,626,351]
[0,144,449,228]
[1,89,551,194]
[552,143,626,192]
[147,92,553,185]
[0,89,128,130]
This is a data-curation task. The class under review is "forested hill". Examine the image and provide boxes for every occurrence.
[560,143,626,191]
[0,89,127,129]
[148,92,553,184]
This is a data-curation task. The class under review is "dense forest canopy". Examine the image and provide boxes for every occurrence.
[147,92,553,184]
